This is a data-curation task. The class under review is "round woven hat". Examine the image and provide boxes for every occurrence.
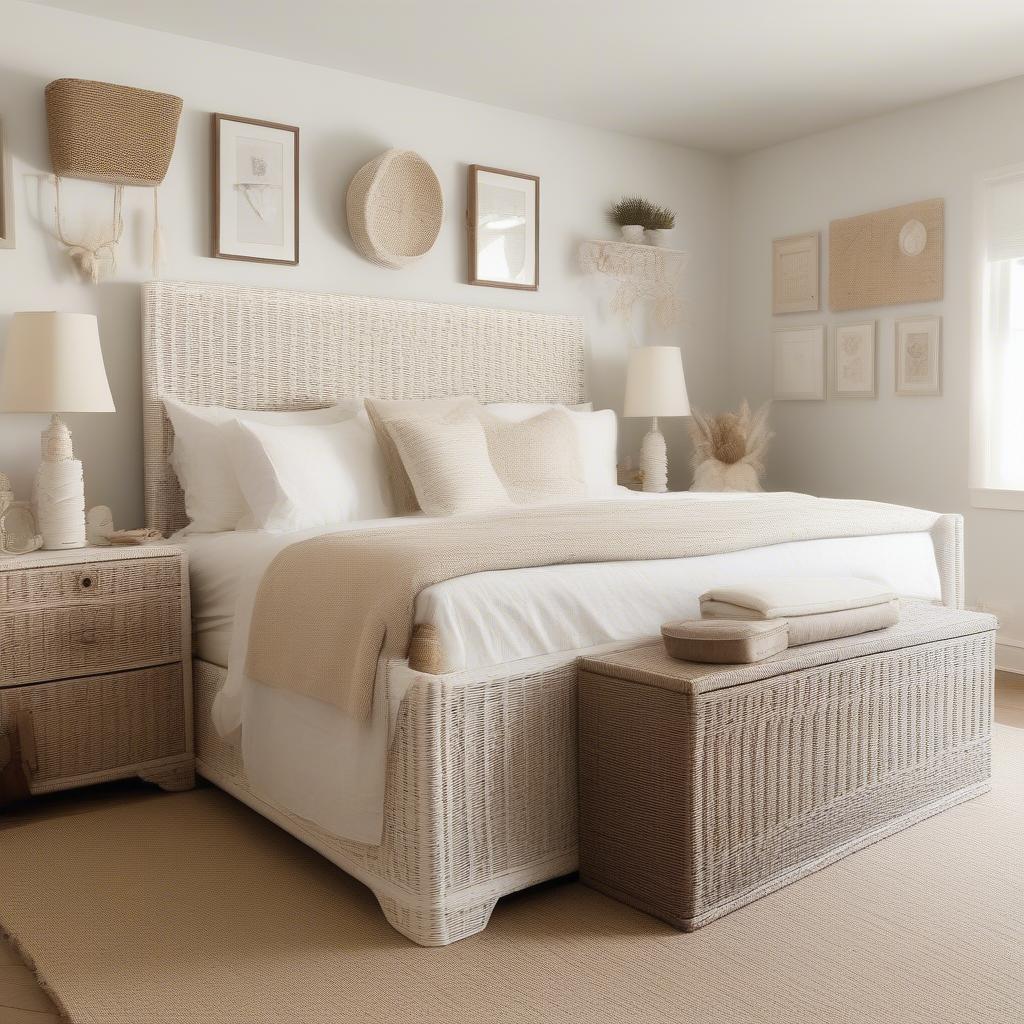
[346,149,444,269]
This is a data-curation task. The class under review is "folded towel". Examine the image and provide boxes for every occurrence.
[661,618,789,664]
[700,577,894,619]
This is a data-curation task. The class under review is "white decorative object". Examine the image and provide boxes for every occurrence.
[86,504,115,546]
[348,148,444,270]
[0,502,43,554]
[895,315,942,396]
[620,224,645,243]
[688,401,772,492]
[899,218,928,256]
[773,325,826,401]
[830,321,877,399]
[772,232,819,314]
[623,345,691,493]
[0,472,12,515]
[578,239,688,330]
[645,228,672,247]
[0,312,116,550]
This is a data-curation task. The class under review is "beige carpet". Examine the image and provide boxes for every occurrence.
[2,726,1023,1024]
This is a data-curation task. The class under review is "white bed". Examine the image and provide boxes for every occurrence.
[143,280,963,947]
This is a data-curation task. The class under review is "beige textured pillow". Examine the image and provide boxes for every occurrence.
[384,410,510,516]
[480,408,585,504]
[365,396,478,514]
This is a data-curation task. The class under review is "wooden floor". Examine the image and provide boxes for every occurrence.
[2,670,1023,1024]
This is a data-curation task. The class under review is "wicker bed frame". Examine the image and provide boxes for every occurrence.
[141,280,965,946]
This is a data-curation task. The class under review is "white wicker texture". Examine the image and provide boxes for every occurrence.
[346,149,444,269]
[192,653,580,946]
[578,607,995,930]
[142,281,586,536]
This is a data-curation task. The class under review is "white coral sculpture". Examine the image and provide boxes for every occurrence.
[688,400,772,492]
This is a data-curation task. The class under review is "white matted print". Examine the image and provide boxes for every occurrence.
[895,315,942,396]
[213,113,298,265]
[0,119,14,249]
[830,321,877,398]
[773,324,826,400]
[772,232,819,314]
[468,165,539,290]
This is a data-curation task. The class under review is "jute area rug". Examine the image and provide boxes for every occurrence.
[1,725,1023,1024]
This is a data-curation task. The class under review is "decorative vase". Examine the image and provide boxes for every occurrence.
[646,228,672,247]
[620,224,645,244]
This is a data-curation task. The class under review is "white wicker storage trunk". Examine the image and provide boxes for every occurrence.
[577,602,996,931]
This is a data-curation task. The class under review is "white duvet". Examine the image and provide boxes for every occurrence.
[183,490,943,844]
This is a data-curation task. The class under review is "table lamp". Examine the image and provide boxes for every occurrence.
[0,312,115,549]
[623,345,690,493]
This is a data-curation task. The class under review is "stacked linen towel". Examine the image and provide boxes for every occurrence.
[699,577,899,646]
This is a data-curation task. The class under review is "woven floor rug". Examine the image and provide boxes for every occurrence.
[2,725,1023,1024]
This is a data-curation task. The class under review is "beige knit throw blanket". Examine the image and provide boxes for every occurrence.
[245,493,938,719]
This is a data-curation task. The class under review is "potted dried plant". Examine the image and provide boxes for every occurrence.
[609,196,676,246]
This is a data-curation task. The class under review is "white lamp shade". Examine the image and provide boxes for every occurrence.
[0,312,115,413]
[623,345,690,418]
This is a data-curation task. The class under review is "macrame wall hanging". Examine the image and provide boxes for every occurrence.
[45,78,182,283]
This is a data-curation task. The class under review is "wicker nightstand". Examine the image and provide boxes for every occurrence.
[0,545,193,805]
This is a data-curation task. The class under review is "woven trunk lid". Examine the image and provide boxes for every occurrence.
[45,78,182,187]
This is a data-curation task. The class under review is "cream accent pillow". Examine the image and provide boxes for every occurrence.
[384,411,510,516]
[365,396,478,514]
[480,408,585,504]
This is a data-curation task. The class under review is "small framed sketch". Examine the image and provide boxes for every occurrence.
[895,315,942,396]
[467,165,539,290]
[0,119,14,249]
[830,321,877,398]
[773,324,826,400]
[772,231,819,314]
[212,113,299,265]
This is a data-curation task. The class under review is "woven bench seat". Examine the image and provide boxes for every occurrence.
[577,600,996,931]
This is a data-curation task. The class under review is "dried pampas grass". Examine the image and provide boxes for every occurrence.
[688,401,772,492]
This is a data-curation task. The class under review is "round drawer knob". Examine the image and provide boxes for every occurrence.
[77,571,97,593]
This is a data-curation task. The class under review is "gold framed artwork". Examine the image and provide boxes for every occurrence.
[212,113,299,265]
[829,198,944,311]
[772,231,819,313]
[467,165,539,290]
[895,315,942,396]
[830,321,877,399]
[0,119,14,250]
[773,324,826,400]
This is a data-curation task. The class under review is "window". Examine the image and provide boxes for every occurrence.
[973,167,1024,508]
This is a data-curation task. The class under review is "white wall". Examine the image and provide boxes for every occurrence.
[0,0,730,525]
[729,76,1024,656]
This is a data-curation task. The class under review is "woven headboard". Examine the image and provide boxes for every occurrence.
[142,280,587,536]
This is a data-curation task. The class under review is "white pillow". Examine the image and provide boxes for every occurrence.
[485,405,617,495]
[224,414,393,532]
[163,397,363,533]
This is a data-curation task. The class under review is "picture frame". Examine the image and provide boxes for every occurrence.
[895,315,942,396]
[212,113,299,265]
[772,231,819,314]
[773,324,826,400]
[0,119,14,250]
[830,320,877,398]
[467,164,539,290]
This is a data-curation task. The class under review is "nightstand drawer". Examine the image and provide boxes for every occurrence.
[0,664,186,790]
[0,596,183,686]
[0,555,181,606]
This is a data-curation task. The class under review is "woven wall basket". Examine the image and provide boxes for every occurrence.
[45,79,183,187]
[346,149,444,269]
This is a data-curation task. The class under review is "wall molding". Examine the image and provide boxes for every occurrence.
[996,632,1024,675]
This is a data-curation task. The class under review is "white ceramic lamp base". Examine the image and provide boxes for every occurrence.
[640,417,668,493]
[34,415,87,550]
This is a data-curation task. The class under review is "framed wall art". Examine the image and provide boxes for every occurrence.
[0,119,14,250]
[212,113,299,265]
[772,231,819,313]
[895,315,942,396]
[830,321,877,398]
[829,198,944,311]
[773,324,826,400]
[467,165,539,290]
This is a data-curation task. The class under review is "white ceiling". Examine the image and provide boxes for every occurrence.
[29,0,1024,153]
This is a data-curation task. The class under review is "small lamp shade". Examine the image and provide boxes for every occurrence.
[0,312,115,413]
[623,345,690,418]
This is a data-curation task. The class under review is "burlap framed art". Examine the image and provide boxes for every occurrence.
[829,198,944,311]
